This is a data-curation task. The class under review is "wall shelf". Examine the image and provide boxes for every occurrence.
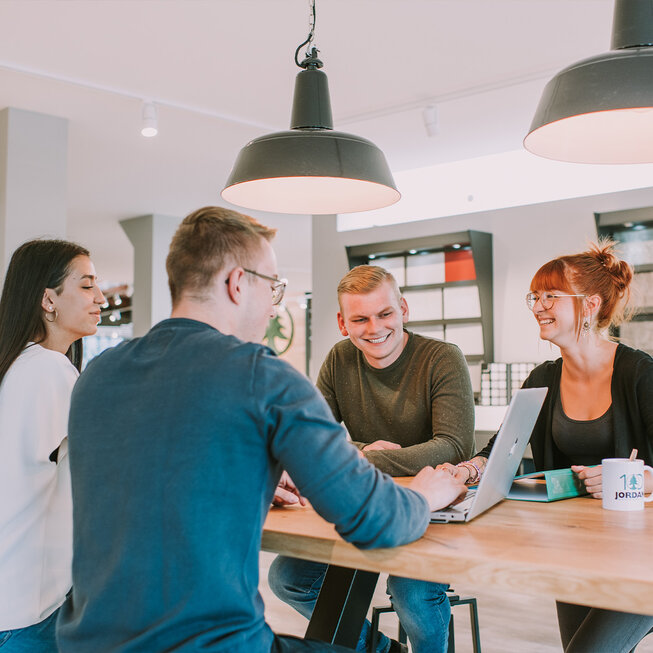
[346,230,493,395]
[596,209,653,355]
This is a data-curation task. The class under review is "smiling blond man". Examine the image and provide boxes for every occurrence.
[270,265,475,653]
[324,265,474,473]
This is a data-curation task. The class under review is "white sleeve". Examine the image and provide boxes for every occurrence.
[11,351,79,463]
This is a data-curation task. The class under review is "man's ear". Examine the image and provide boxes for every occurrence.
[399,296,409,323]
[225,268,246,305]
[337,312,348,337]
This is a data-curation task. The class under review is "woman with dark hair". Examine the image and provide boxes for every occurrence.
[440,240,653,652]
[0,239,105,651]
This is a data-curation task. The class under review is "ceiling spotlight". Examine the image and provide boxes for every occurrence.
[525,0,653,163]
[423,105,438,137]
[141,101,158,138]
[221,0,400,215]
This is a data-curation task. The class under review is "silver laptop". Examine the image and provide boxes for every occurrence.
[430,387,548,523]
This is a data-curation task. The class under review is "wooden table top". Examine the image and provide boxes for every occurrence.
[262,480,653,616]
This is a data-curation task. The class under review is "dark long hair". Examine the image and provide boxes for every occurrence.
[0,239,90,386]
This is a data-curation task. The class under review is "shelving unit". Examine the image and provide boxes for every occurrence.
[596,208,653,355]
[346,230,493,394]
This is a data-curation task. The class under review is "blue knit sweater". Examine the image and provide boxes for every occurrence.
[57,319,429,652]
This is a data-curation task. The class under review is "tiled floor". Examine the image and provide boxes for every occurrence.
[259,552,653,653]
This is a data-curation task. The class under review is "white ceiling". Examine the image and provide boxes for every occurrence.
[0,0,615,288]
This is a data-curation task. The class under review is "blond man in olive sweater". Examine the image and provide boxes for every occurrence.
[270,265,475,653]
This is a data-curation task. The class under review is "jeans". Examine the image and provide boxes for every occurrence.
[0,609,59,652]
[269,556,450,653]
[557,602,653,653]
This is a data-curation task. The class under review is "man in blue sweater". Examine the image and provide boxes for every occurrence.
[57,207,465,653]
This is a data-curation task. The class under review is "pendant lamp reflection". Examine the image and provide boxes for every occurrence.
[221,9,400,215]
[524,0,653,164]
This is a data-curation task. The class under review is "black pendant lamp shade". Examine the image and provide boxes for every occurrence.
[524,0,653,164]
[221,52,400,215]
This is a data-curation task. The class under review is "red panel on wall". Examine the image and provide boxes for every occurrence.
[444,249,476,282]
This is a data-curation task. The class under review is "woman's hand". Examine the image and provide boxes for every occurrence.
[272,471,307,507]
[571,464,603,499]
[435,462,471,484]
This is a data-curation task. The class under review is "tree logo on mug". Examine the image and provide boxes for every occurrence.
[615,473,644,499]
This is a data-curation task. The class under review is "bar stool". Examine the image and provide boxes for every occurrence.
[368,589,481,653]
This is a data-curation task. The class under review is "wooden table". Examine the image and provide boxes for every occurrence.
[262,485,653,646]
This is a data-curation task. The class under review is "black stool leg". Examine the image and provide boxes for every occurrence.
[367,608,382,653]
[369,591,482,653]
[398,622,407,645]
[447,613,455,653]
[468,598,481,653]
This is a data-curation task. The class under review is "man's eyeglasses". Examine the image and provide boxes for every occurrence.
[244,268,287,305]
[525,292,586,311]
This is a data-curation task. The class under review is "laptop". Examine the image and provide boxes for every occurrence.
[430,387,548,523]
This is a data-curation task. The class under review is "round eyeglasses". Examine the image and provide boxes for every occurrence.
[525,292,586,311]
[244,268,287,305]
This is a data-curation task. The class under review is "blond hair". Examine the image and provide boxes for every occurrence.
[166,206,276,305]
[337,265,401,311]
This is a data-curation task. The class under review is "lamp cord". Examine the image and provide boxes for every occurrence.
[294,0,317,68]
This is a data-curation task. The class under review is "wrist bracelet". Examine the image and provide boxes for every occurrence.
[456,461,481,484]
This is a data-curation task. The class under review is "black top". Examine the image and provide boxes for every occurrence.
[551,393,614,466]
[479,343,653,470]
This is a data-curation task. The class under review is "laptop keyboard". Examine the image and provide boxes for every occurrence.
[449,488,477,511]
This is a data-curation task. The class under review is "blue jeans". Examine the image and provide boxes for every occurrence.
[268,556,450,653]
[0,609,59,652]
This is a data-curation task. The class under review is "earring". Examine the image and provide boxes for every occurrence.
[44,307,57,323]
[582,319,590,336]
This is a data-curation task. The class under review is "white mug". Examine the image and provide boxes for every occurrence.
[602,458,653,511]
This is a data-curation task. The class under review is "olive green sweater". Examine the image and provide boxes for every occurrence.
[316,331,475,476]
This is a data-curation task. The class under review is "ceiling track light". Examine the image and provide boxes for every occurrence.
[141,101,158,138]
[221,0,400,215]
[525,0,653,164]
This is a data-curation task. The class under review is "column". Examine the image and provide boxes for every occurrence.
[0,107,68,276]
[120,214,180,337]
[310,214,349,380]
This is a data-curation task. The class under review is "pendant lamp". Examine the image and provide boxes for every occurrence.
[524,0,653,164]
[221,2,400,215]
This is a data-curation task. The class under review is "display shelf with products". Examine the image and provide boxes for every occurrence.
[596,208,653,355]
[346,230,493,397]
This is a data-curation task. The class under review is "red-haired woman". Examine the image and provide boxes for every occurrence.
[441,241,653,653]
